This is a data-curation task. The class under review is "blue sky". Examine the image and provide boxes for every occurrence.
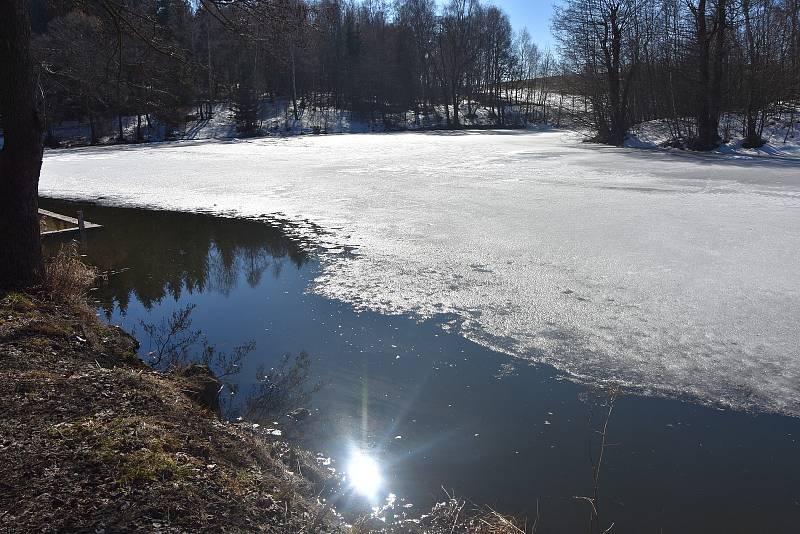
[492,0,560,49]
[434,1,561,50]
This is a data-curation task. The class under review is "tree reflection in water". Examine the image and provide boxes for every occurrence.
[41,201,310,316]
[246,351,324,427]
[41,200,319,423]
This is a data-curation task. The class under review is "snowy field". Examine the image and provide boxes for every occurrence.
[40,130,800,416]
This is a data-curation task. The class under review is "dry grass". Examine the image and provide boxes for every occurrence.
[1,291,36,312]
[353,492,532,534]
[42,243,96,303]
[421,496,529,534]
[477,508,528,534]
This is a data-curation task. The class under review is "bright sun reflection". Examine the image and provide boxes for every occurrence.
[346,450,382,499]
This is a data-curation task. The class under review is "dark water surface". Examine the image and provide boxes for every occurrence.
[41,199,800,533]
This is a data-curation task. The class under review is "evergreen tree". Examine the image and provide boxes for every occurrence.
[231,78,260,137]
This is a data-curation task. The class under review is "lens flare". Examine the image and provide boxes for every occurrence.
[346,450,382,499]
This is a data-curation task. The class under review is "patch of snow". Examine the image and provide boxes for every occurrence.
[626,119,678,149]
[40,129,800,416]
[627,112,800,158]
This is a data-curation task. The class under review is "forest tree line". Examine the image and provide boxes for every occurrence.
[554,0,800,148]
[20,0,800,148]
[29,0,560,141]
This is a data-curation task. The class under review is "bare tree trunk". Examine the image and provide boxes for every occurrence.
[708,0,727,143]
[115,24,124,142]
[207,18,214,118]
[693,0,727,150]
[603,6,629,146]
[451,84,460,127]
[742,0,764,147]
[786,1,799,142]
[0,0,44,288]
[88,114,98,145]
[290,46,299,123]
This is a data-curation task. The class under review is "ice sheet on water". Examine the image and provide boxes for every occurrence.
[39,130,800,415]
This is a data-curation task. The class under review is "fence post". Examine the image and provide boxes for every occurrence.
[77,210,86,241]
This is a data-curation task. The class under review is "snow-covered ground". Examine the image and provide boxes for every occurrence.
[627,113,800,157]
[182,101,388,138]
[28,95,567,148]
[40,129,800,416]
[180,100,536,139]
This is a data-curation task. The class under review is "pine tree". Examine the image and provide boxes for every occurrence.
[231,79,260,137]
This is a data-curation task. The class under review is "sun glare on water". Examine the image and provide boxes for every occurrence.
[346,450,383,500]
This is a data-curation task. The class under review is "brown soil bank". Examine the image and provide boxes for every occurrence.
[0,292,339,533]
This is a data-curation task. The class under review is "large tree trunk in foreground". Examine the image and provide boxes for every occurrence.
[0,0,44,289]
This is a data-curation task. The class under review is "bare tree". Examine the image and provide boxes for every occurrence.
[554,0,650,145]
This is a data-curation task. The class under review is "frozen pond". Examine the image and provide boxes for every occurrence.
[40,130,800,416]
[41,199,800,533]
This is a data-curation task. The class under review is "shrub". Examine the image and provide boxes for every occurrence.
[43,243,96,303]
